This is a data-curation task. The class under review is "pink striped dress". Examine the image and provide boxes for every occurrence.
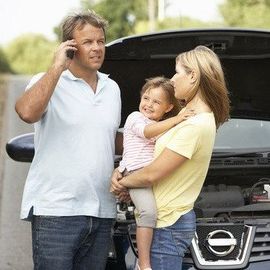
[119,111,156,173]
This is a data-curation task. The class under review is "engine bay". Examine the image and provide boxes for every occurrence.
[116,177,270,222]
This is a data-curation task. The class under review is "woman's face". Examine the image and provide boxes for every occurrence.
[171,62,194,101]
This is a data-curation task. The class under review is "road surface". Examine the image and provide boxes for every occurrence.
[0,75,33,270]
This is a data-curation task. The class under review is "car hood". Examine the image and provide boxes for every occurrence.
[101,28,270,125]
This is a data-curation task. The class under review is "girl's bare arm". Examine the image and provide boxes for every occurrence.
[144,109,195,138]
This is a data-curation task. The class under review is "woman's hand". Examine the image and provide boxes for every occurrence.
[110,168,127,194]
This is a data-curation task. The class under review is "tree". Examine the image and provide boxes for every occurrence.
[220,0,270,28]
[0,47,12,73]
[54,0,224,43]
[80,0,148,41]
[5,34,56,75]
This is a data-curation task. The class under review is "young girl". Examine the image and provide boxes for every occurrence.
[116,76,194,270]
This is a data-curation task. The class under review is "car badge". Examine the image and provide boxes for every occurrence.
[205,230,237,257]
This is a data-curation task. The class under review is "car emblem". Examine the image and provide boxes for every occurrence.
[205,230,237,257]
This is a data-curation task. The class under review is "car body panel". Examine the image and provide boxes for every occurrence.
[102,28,270,126]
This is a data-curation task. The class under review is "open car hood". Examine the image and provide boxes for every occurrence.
[101,28,270,125]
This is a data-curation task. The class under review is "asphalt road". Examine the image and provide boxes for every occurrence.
[0,75,33,269]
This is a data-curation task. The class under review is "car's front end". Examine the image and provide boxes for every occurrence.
[6,29,270,269]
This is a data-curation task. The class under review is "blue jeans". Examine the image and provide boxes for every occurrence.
[150,210,196,270]
[31,215,113,270]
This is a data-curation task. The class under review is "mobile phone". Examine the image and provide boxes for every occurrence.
[66,49,74,59]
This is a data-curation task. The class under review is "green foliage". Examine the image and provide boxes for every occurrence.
[81,0,224,40]
[5,34,57,75]
[80,0,99,10]
[157,17,221,31]
[53,25,62,42]
[135,17,223,35]
[220,0,270,28]
[81,0,148,41]
[0,47,12,73]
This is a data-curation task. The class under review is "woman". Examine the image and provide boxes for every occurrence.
[111,45,230,270]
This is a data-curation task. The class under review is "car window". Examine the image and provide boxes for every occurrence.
[214,119,270,150]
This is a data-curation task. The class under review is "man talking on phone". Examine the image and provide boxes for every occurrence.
[15,10,122,270]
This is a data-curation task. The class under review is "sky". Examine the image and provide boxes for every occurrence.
[0,0,224,46]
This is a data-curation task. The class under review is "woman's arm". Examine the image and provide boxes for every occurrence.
[110,148,188,193]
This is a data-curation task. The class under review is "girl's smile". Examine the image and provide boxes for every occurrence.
[139,86,173,121]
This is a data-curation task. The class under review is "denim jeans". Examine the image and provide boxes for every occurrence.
[150,210,196,270]
[31,215,113,270]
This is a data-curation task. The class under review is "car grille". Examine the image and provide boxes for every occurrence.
[195,224,246,261]
[190,223,254,269]
[250,223,270,262]
[128,221,270,269]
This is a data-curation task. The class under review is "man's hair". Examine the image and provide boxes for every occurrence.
[61,10,108,42]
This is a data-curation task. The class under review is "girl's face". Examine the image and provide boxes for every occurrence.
[171,62,194,100]
[139,87,173,121]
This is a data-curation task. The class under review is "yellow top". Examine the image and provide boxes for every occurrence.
[153,112,216,228]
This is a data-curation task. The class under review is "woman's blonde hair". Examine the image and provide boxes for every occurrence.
[140,76,181,120]
[176,45,230,128]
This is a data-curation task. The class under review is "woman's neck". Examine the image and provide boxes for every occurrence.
[185,95,211,113]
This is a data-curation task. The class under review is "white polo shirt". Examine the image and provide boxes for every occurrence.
[20,69,121,220]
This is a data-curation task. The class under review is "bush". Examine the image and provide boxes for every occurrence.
[0,47,12,73]
[5,34,57,75]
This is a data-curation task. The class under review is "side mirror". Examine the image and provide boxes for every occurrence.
[6,133,34,162]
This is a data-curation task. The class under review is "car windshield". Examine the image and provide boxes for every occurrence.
[214,118,270,152]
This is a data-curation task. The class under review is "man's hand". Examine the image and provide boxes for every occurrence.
[110,168,127,194]
[15,39,79,124]
[52,40,78,71]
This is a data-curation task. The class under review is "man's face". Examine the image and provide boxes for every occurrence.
[72,23,105,72]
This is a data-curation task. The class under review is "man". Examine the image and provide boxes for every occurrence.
[15,10,122,270]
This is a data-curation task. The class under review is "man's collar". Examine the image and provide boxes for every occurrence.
[63,69,109,82]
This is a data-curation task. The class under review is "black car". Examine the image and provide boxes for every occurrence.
[6,29,270,270]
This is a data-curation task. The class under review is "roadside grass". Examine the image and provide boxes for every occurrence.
[0,76,7,135]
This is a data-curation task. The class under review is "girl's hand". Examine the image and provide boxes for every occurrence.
[176,108,196,123]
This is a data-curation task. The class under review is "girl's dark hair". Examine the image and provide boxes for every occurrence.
[140,76,181,120]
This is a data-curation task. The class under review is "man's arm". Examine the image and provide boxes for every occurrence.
[15,39,77,123]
